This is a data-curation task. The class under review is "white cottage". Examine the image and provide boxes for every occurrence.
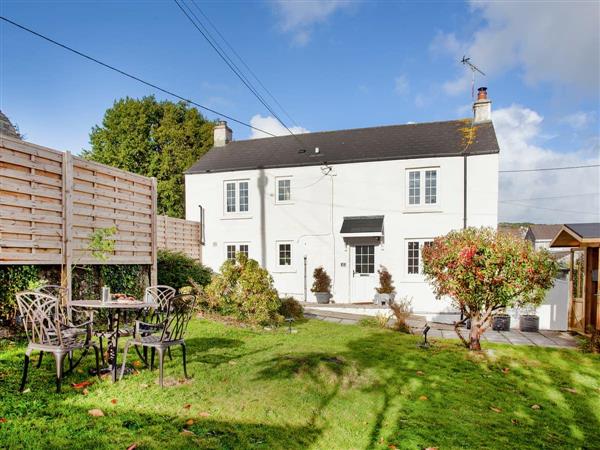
[185,88,499,321]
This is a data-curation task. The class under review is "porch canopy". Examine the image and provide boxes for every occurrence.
[550,223,600,248]
[340,215,384,238]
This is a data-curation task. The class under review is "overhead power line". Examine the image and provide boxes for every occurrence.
[173,0,305,146]
[500,164,600,173]
[0,15,277,137]
[499,200,600,217]
[188,0,300,129]
[503,192,599,202]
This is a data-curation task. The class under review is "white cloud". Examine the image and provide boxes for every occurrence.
[433,1,600,95]
[249,114,309,139]
[394,75,409,95]
[495,105,600,223]
[272,0,355,45]
[560,111,596,130]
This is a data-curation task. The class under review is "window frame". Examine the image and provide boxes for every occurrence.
[405,168,439,208]
[354,244,375,274]
[275,241,295,272]
[223,179,250,215]
[224,242,250,261]
[275,176,293,204]
[405,239,433,276]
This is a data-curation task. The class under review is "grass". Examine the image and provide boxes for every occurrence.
[0,318,599,449]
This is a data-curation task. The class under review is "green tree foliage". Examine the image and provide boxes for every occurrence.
[83,96,214,218]
[0,266,40,324]
[157,249,212,291]
[422,227,558,351]
[204,253,282,325]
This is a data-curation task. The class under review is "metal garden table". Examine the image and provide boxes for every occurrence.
[68,299,158,382]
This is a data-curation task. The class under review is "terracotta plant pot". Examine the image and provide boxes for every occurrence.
[315,292,331,304]
[492,314,511,331]
[519,315,540,332]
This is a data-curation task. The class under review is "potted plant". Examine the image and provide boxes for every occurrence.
[311,267,332,304]
[519,304,540,332]
[492,309,511,331]
[374,266,396,306]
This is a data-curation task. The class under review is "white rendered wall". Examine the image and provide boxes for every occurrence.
[185,153,499,317]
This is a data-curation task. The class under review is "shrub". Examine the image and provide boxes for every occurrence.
[157,249,212,290]
[204,253,281,325]
[422,227,558,350]
[279,297,304,319]
[376,266,395,294]
[389,296,413,333]
[311,267,331,293]
[0,265,42,325]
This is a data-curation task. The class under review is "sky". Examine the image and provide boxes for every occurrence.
[1,0,599,224]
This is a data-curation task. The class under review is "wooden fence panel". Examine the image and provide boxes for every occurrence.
[157,215,202,261]
[1,136,202,286]
[0,136,64,264]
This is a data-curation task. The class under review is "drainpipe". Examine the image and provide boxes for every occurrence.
[304,256,308,302]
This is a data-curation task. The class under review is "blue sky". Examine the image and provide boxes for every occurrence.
[1,1,598,223]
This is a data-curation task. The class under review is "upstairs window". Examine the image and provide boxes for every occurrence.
[276,178,291,203]
[224,180,249,213]
[406,168,438,206]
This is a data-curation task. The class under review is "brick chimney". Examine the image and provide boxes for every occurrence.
[213,120,232,147]
[473,87,492,124]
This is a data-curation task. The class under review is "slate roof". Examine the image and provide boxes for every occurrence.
[187,119,499,174]
[526,224,563,242]
[340,216,384,234]
[565,223,600,239]
[0,111,21,140]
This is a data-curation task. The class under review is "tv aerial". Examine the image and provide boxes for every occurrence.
[461,56,486,99]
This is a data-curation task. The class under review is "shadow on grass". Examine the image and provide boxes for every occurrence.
[255,329,600,449]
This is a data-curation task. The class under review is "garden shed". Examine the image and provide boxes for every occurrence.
[550,223,600,333]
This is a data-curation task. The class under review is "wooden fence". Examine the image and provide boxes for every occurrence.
[0,135,202,294]
[157,216,202,261]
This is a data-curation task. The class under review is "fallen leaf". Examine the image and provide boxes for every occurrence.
[228,361,237,365]
[185,419,194,426]
[531,404,541,410]
[140,384,149,388]
[126,445,137,450]
[82,388,89,396]
[416,370,425,376]
[511,419,519,425]
[418,395,428,401]
[490,406,502,413]
[183,404,192,410]
[181,429,195,436]
[502,367,510,374]
[132,360,142,368]
[72,381,93,390]
[562,387,578,394]
[425,448,439,450]
[199,412,211,417]
[388,445,397,450]
[111,399,118,404]
[88,409,104,417]
[0,418,7,423]
[76,368,84,374]
[21,388,31,394]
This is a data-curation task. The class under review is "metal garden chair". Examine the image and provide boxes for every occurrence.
[34,285,93,368]
[138,285,176,362]
[120,293,196,387]
[16,292,100,393]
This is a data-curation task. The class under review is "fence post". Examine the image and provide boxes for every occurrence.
[62,151,73,304]
[150,177,158,286]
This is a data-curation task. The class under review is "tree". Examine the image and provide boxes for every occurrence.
[422,227,558,351]
[83,96,214,218]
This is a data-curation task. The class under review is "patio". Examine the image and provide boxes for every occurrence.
[302,303,579,349]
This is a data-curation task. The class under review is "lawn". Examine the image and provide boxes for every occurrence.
[0,318,599,450]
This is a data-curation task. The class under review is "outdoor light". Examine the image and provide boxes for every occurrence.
[420,324,431,348]
[285,317,294,333]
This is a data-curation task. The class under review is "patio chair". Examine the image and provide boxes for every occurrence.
[34,285,93,369]
[137,285,176,362]
[16,292,100,393]
[120,293,196,387]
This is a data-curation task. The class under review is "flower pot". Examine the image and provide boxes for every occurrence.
[492,314,511,331]
[519,315,539,332]
[315,292,331,304]
[374,293,393,306]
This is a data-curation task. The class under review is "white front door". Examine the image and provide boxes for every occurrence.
[350,244,378,302]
